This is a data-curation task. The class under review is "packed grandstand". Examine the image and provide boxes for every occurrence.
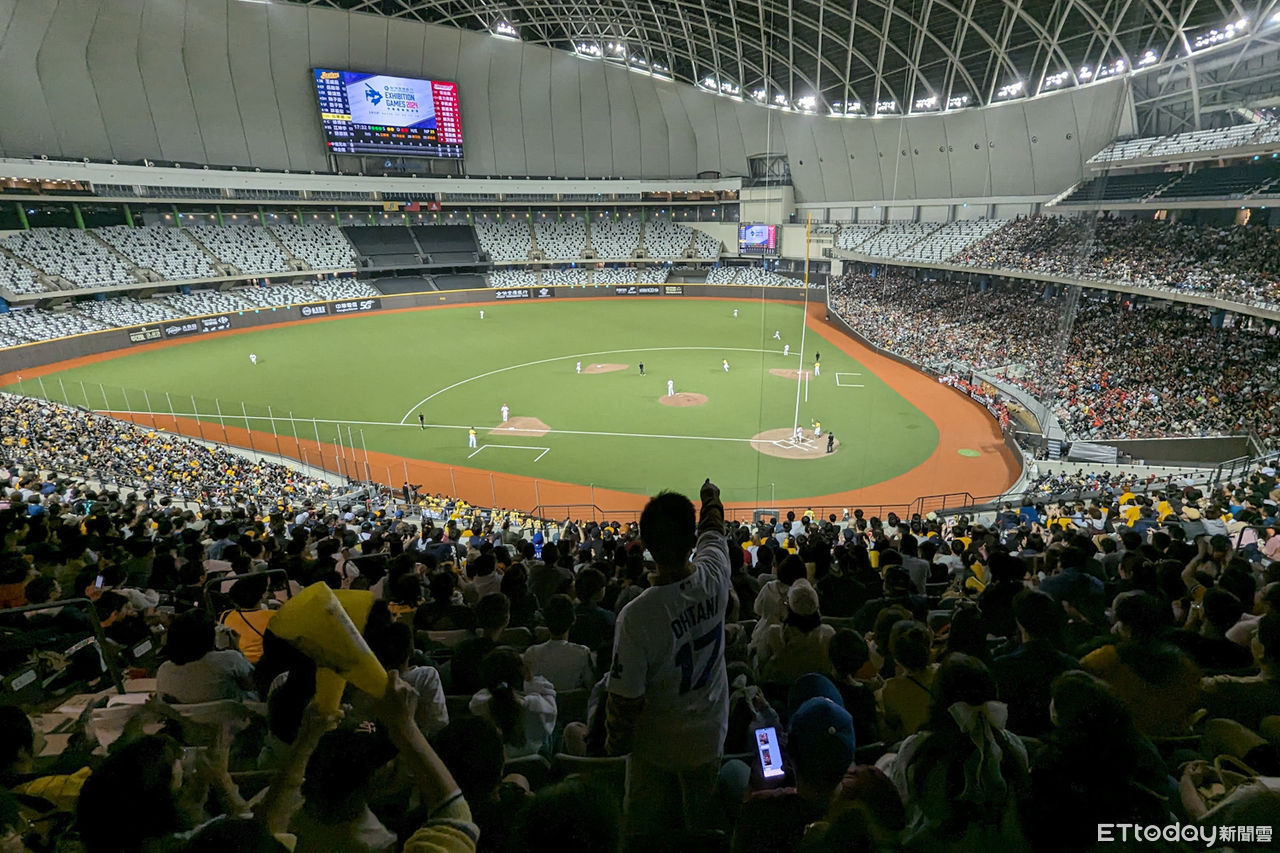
[7,0,1280,850]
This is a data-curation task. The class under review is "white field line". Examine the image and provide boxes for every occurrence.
[468,444,551,462]
[100,409,799,447]
[398,345,782,424]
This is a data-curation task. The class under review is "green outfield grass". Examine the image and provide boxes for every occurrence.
[5,298,940,502]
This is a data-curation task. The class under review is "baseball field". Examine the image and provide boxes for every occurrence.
[2,296,1020,513]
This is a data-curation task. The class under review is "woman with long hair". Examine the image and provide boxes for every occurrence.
[469,648,557,758]
[885,654,1030,852]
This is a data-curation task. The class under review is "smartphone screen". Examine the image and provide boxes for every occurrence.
[94,575,104,589]
[755,726,785,779]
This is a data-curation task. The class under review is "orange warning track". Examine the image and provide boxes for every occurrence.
[3,296,1021,517]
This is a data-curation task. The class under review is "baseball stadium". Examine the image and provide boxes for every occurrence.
[2,0,1280,850]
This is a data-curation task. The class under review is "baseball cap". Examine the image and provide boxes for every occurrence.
[787,673,845,716]
[788,697,856,788]
[787,578,820,616]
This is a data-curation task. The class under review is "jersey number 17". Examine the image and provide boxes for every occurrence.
[675,622,722,694]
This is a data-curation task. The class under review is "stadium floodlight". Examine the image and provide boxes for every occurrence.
[492,21,518,38]
[1078,66,1093,80]
[795,95,817,111]
[913,95,938,111]
[752,89,768,101]
[774,93,789,106]
[875,99,898,113]
[946,94,970,109]
[1138,49,1158,66]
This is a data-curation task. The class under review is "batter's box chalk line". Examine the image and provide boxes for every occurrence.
[468,444,551,462]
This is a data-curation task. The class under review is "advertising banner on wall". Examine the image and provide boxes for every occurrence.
[298,298,383,319]
[128,326,162,344]
[494,287,555,300]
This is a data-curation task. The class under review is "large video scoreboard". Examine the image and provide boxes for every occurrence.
[313,69,463,159]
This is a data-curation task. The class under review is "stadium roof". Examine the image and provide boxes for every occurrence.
[287,0,1265,114]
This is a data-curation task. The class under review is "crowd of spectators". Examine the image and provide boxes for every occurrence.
[0,394,334,508]
[829,272,1280,442]
[2,460,1279,852]
[950,215,1280,308]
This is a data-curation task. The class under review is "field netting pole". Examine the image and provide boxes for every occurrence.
[269,406,283,457]
[791,214,813,439]
[449,468,457,495]
[166,392,177,434]
[360,430,371,482]
[57,378,68,404]
[312,418,327,476]
[35,377,48,401]
[142,389,154,429]
[490,473,496,507]
[98,383,109,410]
[189,395,201,440]
[215,399,229,444]
[335,428,348,481]
[79,381,90,409]
[240,402,257,455]
[289,412,301,463]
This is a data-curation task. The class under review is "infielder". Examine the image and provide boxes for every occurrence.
[814,360,821,376]
[577,361,582,374]
[783,344,790,357]
[773,330,781,340]
[249,353,258,366]
[500,404,510,423]
[722,359,730,373]
[468,427,477,448]
[667,379,675,396]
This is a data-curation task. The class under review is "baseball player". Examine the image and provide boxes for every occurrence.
[773,330,781,340]
[813,419,822,438]
[577,361,582,374]
[783,344,790,357]
[814,360,821,376]
[733,308,738,318]
[722,359,730,373]
[418,413,425,430]
[249,353,258,366]
[667,379,675,397]
[468,427,477,448]
[480,309,485,320]
[500,403,510,423]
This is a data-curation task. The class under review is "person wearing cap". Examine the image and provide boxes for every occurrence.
[732,675,902,853]
[755,578,836,684]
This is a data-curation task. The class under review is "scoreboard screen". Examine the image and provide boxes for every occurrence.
[313,69,463,159]
[738,224,778,255]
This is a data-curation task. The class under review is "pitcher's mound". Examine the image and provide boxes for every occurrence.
[769,368,813,381]
[751,427,838,459]
[490,417,550,437]
[582,363,628,374]
[660,393,708,407]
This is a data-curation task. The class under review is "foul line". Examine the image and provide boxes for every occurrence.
[398,346,782,425]
[100,409,800,447]
[468,444,550,462]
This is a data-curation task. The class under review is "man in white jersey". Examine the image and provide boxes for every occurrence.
[666,379,675,397]
[607,478,729,845]
[249,353,257,366]
[500,403,509,423]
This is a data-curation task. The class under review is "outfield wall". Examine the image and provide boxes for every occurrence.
[0,285,819,375]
